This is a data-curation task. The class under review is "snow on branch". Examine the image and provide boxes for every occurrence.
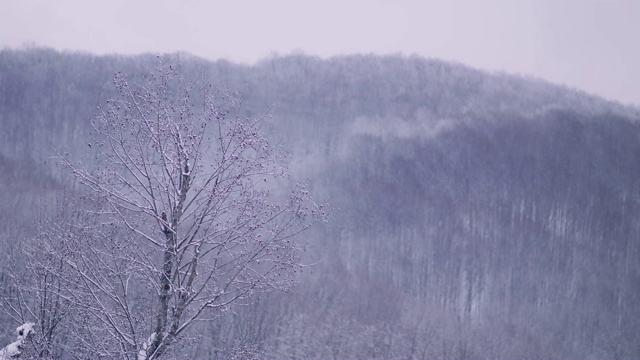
[0,323,34,359]
[137,332,156,360]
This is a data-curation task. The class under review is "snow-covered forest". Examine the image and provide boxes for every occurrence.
[1,47,640,359]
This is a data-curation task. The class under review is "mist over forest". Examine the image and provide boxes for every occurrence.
[1,47,640,359]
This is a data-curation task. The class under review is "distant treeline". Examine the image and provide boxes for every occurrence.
[1,47,640,359]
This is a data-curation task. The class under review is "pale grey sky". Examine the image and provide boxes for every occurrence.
[1,0,638,106]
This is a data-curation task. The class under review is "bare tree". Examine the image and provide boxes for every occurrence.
[34,58,327,359]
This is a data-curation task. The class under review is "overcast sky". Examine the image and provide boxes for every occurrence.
[1,0,638,106]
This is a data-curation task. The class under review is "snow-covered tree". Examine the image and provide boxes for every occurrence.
[24,58,327,359]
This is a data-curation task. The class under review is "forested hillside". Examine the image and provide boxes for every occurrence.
[1,48,640,359]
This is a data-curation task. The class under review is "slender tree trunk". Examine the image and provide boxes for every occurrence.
[148,165,191,358]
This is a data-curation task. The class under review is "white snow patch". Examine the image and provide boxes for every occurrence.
[137,332,157,360]
[0,322,35,359]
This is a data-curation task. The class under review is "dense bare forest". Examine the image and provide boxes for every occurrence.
[1,48,640,359]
